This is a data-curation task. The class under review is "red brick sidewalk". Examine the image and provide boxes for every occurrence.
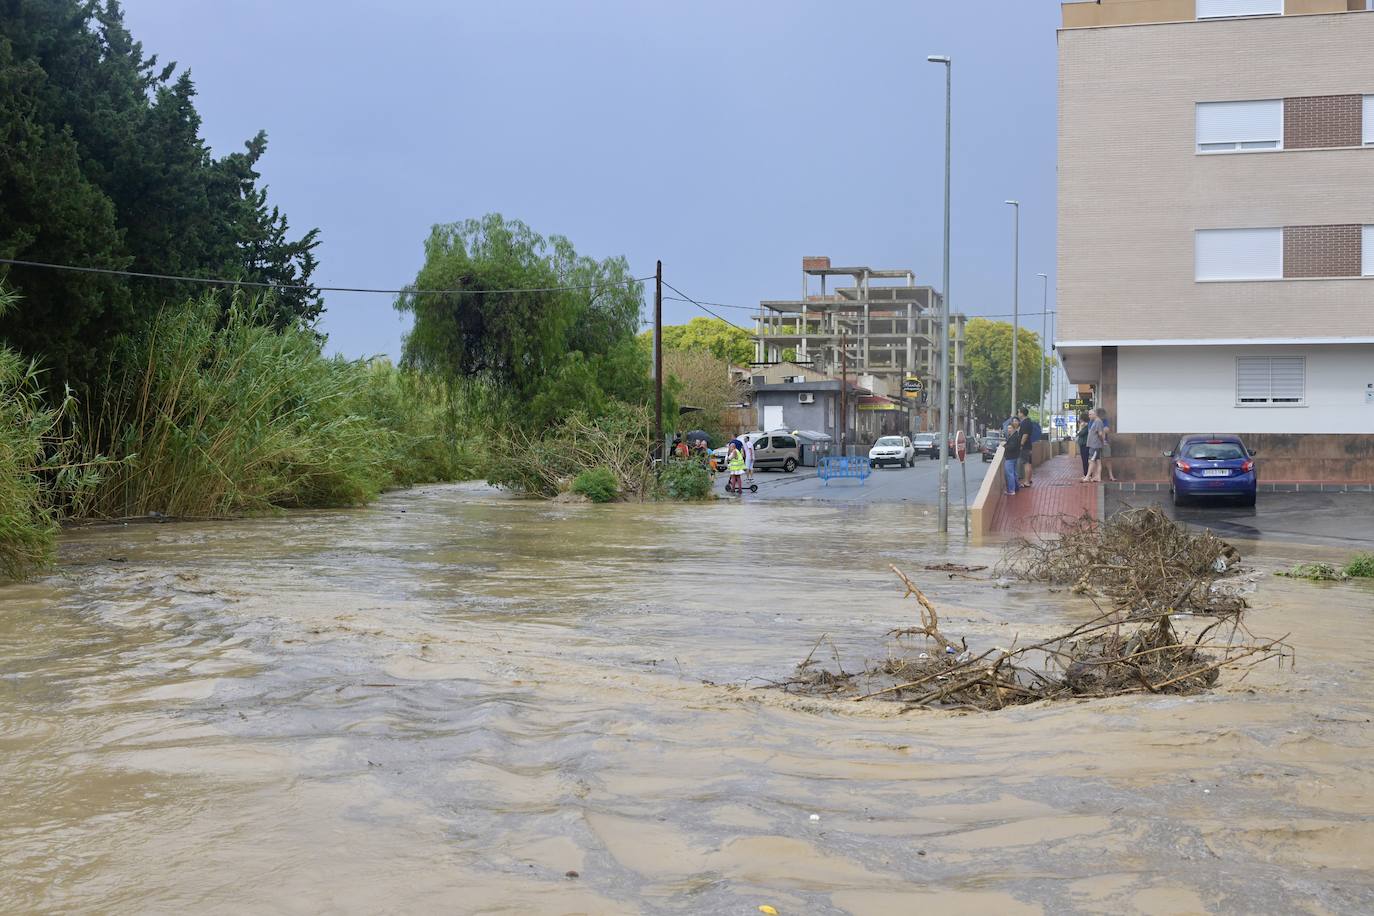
[990,454,1098,536]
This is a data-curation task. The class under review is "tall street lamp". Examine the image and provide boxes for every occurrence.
[928,54,952,535]
[1005,200,1020,422]
[1036,272,1048,427]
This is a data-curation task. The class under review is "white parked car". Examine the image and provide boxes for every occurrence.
[868,435,915,469]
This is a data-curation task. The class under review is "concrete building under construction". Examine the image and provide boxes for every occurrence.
[754,256,968,429]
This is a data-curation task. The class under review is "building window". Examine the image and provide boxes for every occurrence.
[1365,96,1373,146]
[1196,0,1283,18]
[1197,100,1282,152]
[1196,228,1283,281]
[1283,224,1363,278]
[1364,225,1374,277]
[1236,357,1305,406]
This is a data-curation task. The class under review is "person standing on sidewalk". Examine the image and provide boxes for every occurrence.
[1084,409,1105,483]
[1016,408,1041,489]
[1097,409,1119,482]
[1003,418,1022,496]
[1076,411,1091,479]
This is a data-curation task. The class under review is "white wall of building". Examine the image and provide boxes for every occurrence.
[1118,344,1374,434]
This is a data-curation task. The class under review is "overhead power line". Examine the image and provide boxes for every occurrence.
[0,256,652,297]
[659,279,751,332]
[662,294,755,312]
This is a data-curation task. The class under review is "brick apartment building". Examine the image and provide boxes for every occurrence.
[1057,0,1374,483]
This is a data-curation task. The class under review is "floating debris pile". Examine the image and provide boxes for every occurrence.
[770,511,1290,711]
[998,507,1249,618]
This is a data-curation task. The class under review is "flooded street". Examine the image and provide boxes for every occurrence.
[3,484,1373,914]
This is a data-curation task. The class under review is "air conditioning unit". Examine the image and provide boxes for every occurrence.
[798,393,816,404]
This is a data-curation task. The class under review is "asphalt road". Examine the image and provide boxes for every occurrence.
[717,454,989,506]
[1108,487,1374,549]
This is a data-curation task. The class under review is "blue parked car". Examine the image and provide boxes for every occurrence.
[1164,435,1257,507]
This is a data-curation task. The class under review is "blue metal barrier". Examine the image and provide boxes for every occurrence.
[817,456,872,486]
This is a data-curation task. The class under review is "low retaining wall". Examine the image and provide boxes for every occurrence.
[1106,433,1374,484]
[969,445,1006,538]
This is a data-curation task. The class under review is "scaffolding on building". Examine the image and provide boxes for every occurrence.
[754,256,968,431]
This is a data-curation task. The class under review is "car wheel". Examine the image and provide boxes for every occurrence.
[1240,490,1256,507]
[1171,487,1188,508]
[784,458,797,473]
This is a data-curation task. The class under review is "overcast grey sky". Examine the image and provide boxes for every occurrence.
[122,0,1060,362]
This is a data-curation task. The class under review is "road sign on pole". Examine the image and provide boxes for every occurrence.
[954,430,967,463]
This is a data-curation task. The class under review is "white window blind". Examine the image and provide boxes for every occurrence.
[1364,95,1373,146]
[1364,225,1374,277]
[1196,100,1283,152]
[1196,0,1283,18]
[1196,228,1283,281]
[1237,357,1305,405]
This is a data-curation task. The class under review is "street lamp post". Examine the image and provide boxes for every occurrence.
[928,54,952,535]
[1005,200,1020,422]
[1036,272,1048,427]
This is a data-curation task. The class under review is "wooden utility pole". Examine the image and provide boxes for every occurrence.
[654,260,663,460]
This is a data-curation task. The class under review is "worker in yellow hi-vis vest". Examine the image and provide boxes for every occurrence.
[726,441,746,494]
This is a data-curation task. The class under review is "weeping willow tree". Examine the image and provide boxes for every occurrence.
[394,214,653,431]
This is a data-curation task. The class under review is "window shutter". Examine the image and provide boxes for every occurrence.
[1196,100,1283,148]
[1196,0,1283,18]
[1236,358,1272,403]
[1196,228,1283,281]
[1269,358,1305,403]
[1237,357,1305,405]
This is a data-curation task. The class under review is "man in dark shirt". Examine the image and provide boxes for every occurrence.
[1002,418,1022,495]
[1016,408,1041,488]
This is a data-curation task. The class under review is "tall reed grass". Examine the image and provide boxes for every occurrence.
[0,350,70,577]
[0,288,109,577]
[79,296,472,519]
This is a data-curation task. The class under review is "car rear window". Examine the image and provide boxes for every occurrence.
[774,436,797,449]
[1183,442,1245,460]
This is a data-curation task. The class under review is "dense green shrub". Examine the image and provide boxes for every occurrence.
[658,459,712,501]
[571,467,619,503]
[1345,554,1374,579]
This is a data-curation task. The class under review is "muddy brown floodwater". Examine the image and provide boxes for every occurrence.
[3,483,1373,915]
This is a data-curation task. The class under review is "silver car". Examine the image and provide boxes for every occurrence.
[751,432,800,472]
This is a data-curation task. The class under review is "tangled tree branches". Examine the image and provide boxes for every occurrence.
[768,563,1290,711]
[998,507,1248,618]
[485,404,654,500]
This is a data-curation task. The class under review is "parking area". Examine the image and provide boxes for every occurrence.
[1107,487,1374,549]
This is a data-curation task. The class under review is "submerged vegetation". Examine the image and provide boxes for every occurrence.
[0,286,467,577]
[0,7,738,582]
[78,298,469,519]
